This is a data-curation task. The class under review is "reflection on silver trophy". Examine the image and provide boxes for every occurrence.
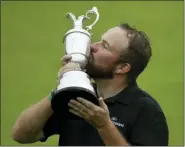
[51,7,100,119]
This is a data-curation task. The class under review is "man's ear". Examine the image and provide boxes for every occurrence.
[114,63,131,74]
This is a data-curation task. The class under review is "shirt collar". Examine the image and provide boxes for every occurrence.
[102,82,139,105]
[93,81,139,105]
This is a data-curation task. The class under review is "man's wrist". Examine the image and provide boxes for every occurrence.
[48,93,52,101]
[48,89,55,101]
[97,119,115,132]
[97,119,130,146]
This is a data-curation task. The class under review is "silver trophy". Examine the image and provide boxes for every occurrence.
[51,7,100,119]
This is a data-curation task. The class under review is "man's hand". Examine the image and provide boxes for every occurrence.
[68,97,112,129]
[58,55,82,84]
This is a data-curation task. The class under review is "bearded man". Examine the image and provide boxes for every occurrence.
[12,23,169,146]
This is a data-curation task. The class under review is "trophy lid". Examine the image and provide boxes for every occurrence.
[66,7,99,31]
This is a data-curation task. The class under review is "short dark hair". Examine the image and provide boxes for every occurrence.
[117,23,152,83]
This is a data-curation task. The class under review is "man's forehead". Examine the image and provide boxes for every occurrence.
[102,27,127,38]
[101,27,129,49]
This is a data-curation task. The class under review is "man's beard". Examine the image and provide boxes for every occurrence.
[86,56,115,79]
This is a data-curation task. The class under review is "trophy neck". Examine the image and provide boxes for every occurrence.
[74,20,83,29]
[73,16,85,29]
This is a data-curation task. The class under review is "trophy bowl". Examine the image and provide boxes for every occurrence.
[51,7,100,120]
[51,72,98,120]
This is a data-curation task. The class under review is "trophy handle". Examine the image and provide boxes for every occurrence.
[85,7,100,31]
[66,13,77,22]
[66,13,88,29]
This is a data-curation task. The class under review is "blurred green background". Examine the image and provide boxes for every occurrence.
[1,1,184,146]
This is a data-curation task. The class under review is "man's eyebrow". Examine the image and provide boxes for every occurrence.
[101,37,110,48]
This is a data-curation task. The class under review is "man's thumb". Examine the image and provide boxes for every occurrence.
[99,97,106,108]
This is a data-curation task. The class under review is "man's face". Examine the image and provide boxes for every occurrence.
[86,27,129,79]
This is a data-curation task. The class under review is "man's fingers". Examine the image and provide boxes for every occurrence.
[58,67,65,79]
[98,97,107,109]
[62,55,72,61]
[69,109,83,118]
[68,101,90,119]
[77,97,97,110]
[61,55,72,65]
[69,99,90,112]
[68,102,78,110]
[58,62,82,80]
[69,99,95,115]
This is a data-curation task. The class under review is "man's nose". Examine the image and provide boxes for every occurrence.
[90,43,99,53]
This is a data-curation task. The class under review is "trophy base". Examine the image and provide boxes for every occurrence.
[51,86,98,120]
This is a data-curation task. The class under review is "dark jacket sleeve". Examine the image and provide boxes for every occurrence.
[129,98,169,146]
[40,113,62,142]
